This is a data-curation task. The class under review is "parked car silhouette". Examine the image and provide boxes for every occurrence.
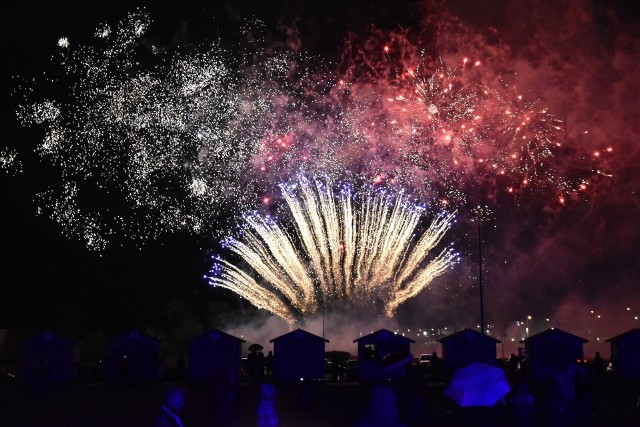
[419,354,433,365]
[344,360,359,381]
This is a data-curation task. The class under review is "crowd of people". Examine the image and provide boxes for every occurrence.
[146,349,638,427]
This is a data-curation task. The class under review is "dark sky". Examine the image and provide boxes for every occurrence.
[0,0,248,332]
[0,0,434,334]
[2,0,640,350]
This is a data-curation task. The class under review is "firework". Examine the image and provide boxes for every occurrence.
[16,12,330,249]
[14,12,611,250]
[328,50,588,206]
[206,177,457,325]
[0,149,22,176]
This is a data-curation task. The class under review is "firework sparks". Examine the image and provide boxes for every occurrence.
[328,48,598,206]
[205,177,457,325]
[16,12,327,248]
[14,11,611,250]
[0,149,23,176]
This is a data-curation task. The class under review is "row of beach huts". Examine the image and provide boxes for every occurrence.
[10,327,640,386]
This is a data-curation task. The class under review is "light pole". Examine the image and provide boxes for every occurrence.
[478,217,484,335]
[472,205,491,335]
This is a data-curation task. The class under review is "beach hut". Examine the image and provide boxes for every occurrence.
[520,328,588,382]
[22,332,76,385]
[187,329,245,382]
[438,328,501,374]
[105,330,161,384]
[269,329,328,381]
[606,328,640,380]
[353,329,415,380]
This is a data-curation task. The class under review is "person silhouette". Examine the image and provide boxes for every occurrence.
[257,351,266,380]
[152,386,186,427]
[507,353,519,382]
[248,350,259,382]
[117,354,131,384]
[543,363,577,427]
[355,384,407,427]
[265,351,274,377]
[592,351,604,379]
[257,383,278,427]
[176,355,186,379]
[429,351,441,382]
[509,382,535,427]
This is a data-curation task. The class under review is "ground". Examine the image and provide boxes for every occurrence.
[0,379,639,426]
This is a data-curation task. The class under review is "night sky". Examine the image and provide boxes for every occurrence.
[2,0,640,354]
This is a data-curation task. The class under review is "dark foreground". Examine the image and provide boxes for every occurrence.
[1,380,639,427]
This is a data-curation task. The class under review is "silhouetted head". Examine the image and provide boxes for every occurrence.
[370,384,398,420]
[566,360,577,376]
[513,382,530,396]
[261,382,276,401]
[164,386,186,412]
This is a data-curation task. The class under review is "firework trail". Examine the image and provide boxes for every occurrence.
[206,177,457,324]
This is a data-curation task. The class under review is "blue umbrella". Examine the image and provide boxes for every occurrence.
[445,362,510,407]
